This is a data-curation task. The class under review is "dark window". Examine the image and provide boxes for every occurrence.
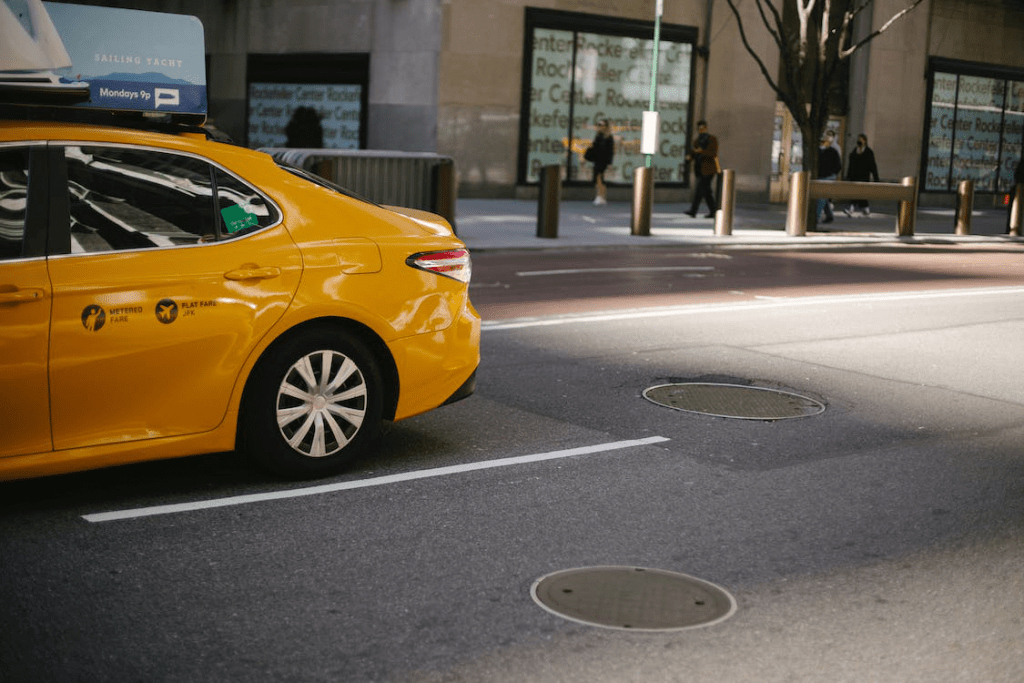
[0,147,30,261]
[63,146,280,252]
[214,168,279,238]
[66,146,217,252]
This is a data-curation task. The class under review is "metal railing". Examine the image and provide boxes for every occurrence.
[532,168,1022,239]
[260,148,457,230]
[787,172,918,236]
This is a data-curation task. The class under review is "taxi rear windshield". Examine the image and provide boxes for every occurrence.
[279,163,377,207]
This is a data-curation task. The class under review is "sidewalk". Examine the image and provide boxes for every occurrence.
[454,198,1024,250]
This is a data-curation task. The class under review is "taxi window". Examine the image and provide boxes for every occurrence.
[0,148,30,261]
[214,169,279,238]
[65,146,217,253]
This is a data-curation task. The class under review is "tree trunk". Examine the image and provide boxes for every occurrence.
[798,119,824,230]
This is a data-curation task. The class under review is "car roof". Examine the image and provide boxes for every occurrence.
[0,117,297,199]
[1,118,198,141]
[0,117,270,165]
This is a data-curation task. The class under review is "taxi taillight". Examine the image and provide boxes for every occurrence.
[407,249,472,284]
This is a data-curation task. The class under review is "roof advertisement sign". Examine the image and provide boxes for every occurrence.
[1,0,206,115]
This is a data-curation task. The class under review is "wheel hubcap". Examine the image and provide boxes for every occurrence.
[276,350,367,458]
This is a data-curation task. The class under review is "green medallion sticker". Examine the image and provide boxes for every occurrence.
[221,204,258,234]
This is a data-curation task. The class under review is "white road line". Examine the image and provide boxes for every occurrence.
[482,286,1024,331]
[82,436,671,523]
[516,266,715,277]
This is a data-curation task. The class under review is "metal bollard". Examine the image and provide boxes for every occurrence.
[714,169,735,236]
[1011,184,1022,237]
[537,164,560,238]
[432,159,458,233]
[631,166,653,236]
[897,176,917,236]
[786,171,810,236]
[955,179,973,235]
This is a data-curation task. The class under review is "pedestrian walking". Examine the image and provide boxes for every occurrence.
[827,129,842,161]
[843,134,879,216]
[584,119,614,205]
[685,120,720,218]
[817,134,842,224]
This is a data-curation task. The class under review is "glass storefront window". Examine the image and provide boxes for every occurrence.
[924,64,1024,193]
[771,115,783,176]
[245,54,368,150]
[248,83,362,150]
[925,72,956,191]
[1000,80,1024,193]
[955,75,1003,191]
[527,29,575,180]
[522,10,696,186]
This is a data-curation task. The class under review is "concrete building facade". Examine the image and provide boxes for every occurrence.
[77,0,1024,205]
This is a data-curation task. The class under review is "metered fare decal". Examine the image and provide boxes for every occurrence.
[80,299,217,331]
[80,304,141,330]
[81,305,106,331]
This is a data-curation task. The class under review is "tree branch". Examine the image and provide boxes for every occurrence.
[839,0,927,59]
[754,0,786,51]
[820,0,832,62]
[796,0,814,62]
[722,0,786,98]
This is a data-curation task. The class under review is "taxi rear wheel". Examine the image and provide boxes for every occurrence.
[242,329,383,478]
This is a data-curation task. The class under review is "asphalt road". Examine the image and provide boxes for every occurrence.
[2,243,1023,682]
[469,243,1024,319]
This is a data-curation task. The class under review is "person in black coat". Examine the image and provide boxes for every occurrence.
[843,134,880,216]
[586,119,615,205]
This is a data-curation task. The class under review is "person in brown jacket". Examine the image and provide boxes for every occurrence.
[685,120,720,218]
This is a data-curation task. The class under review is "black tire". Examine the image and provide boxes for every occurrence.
[241,327,383,478]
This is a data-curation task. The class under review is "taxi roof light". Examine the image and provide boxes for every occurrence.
[1,2,206,120]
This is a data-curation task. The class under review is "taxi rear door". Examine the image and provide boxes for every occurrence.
[0,145,52,458]
[46,144,302,451]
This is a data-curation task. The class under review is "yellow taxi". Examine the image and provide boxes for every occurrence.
[0,119,480,480]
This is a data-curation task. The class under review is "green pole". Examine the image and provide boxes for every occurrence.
[646,0,663,168]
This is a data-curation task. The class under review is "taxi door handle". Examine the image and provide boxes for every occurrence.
[223,266,281,281]
[0,287,46,304]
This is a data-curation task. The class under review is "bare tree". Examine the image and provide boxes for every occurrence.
[723,0,925,203]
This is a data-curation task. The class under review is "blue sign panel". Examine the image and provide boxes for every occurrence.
[41,1,207,115]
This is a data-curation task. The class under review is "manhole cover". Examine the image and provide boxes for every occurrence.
[643,383,825,420]
[531,566,736,631]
